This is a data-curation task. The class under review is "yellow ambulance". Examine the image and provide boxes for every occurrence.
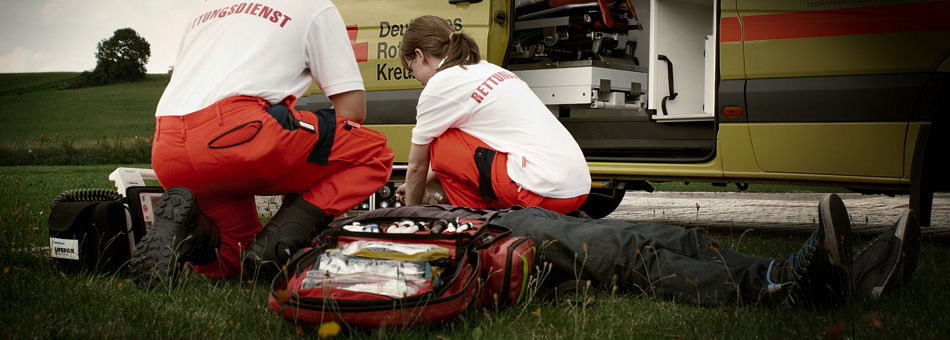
[300,0,949,222]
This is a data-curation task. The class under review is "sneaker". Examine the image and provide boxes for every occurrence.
[130,186,217,287]
[853,210,921,297]
[768,193,854,305]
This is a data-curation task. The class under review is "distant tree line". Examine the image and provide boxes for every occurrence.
[66,28,151,89]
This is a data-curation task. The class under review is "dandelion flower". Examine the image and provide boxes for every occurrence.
[708,244,717,251]
[3,267,9,274]
[531,307,542,317]
[317,320,341,338]
[117,282,123,288]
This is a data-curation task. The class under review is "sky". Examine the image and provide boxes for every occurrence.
[0,0,205,74]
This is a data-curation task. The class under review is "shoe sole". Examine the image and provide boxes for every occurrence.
[130,186,198,287]
[818,193,854,301]
[819,193,853,269]
[871,210,920,297]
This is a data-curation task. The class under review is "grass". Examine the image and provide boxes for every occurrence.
[0,73,166,145]
[2,164,949,339]
[1,73,946,338]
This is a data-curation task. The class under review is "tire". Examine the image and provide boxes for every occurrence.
[578,188,626,219]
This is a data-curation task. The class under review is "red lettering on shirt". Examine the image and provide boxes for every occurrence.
[190,2,292,30]
[471,92,484,103]
[259,6,273,20]
[280,14,293,28]
[469,71,520,104]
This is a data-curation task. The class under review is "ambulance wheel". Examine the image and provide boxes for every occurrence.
[578,189,625,219]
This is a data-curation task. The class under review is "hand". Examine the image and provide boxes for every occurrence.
[395,183,407,203]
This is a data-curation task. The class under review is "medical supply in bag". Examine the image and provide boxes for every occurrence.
[340,240,450,261]
[299,250,435,297]
[268,205,534,328]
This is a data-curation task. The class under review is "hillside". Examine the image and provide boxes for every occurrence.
[0,73,169,145]
[0,73,169,165]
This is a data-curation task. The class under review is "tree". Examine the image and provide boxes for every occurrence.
[95,28,151,81]
[67,28,151,88]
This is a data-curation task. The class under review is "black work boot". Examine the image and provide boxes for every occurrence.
[767,193,854,305]
[853,210,921,297]
[130,186,220,288]
[242,194,330,282]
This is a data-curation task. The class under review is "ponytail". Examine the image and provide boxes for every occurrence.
[400,15,480,72]
[439,31,480,72]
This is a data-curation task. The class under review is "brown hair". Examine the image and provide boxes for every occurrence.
[400,15,480,72]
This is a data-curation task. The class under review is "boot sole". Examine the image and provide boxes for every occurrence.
[130,186,198,287]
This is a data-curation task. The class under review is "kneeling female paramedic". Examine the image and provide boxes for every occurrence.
[394,15,590,214]
[132,0,394,285]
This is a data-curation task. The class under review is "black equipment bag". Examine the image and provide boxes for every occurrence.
[48,189,137,273]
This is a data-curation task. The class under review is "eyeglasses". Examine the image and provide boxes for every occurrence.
[407,58,414,71]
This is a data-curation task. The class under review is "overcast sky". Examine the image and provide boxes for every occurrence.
[0,0,204,74]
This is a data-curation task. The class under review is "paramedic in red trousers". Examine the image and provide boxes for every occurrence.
[131,0,394,285]
[394,15,591,213]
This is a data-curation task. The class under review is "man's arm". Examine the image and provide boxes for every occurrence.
[328,90,366,124]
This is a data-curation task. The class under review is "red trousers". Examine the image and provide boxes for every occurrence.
[152,96,394,278]
[429,129,586,214]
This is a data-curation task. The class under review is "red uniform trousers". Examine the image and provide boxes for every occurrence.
[428,129,587,214]
[152,96,394,278]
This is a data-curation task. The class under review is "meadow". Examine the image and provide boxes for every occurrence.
[1,73,948,339]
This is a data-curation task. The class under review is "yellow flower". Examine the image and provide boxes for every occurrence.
[635,249,641,255]
[117,282,123,288]
[708,244,717,251]
[317,320,341,338]
[247,280,254,285]
[3,267,9,274]
[531,307,542,317]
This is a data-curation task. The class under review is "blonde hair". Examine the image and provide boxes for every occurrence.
[400,15,480,72]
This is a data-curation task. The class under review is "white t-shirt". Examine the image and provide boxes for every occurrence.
[156,0,363,117]
[412,61,591,198]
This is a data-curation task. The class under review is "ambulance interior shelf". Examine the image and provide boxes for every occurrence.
[510,0,717,123]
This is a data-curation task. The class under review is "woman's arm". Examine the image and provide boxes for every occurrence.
[400,143,431,205]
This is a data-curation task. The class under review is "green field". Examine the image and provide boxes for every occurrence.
[1,164,949,339]
[1,73,949,338]
[0,73,165,145]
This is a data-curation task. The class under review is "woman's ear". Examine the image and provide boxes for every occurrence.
[414,48,426,64]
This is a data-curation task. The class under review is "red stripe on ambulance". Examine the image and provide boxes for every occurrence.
[741,2,950,42]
